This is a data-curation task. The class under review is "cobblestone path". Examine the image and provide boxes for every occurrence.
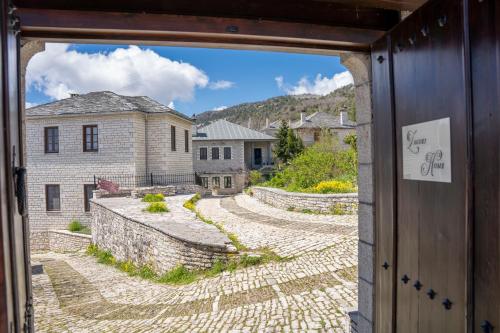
[33,194,358,333]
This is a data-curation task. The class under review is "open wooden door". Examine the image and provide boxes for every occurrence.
[0,0,33,332]
[372,0,473,331]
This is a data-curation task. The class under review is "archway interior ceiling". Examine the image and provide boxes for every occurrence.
[14,0,427,53]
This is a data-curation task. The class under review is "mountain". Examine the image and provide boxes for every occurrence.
[195,84,356,129]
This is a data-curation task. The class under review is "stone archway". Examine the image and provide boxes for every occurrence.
[341,53,374,333]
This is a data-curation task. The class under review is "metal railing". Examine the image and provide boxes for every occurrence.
[94,172,199,188]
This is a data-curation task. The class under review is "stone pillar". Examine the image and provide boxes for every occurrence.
[341,53,374,333]
[20,40,45,163]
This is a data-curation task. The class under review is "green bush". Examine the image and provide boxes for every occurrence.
[145,202,169,213]
[248,170,263,185]
[142,193,165,202]
[68,220,84,232]
[263,132,357,192]
[69,220,91,234]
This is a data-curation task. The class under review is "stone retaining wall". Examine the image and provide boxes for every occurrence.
[91,201,232,273]
[251,186,358,214]
[30,230,91,252]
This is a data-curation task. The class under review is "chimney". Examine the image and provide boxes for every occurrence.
[247,117,252,129]
[265,118,270,128]
[340,111,348,126]
[300,111,306,125]
[191,114,198,136]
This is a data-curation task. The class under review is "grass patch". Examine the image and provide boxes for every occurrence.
[86,243,287,286]
[68,220,91,234]
[227,233,249,251]
[158,265,197,285]
[142,193,165,202]
[144,202,169,213]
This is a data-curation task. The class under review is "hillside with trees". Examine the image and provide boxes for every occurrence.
[196,84,355,129]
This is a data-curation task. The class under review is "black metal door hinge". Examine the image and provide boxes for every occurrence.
[14,166,27,216]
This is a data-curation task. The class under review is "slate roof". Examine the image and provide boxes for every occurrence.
[193,119,277,141]
[26,91,193,122]
[291,111,355,129]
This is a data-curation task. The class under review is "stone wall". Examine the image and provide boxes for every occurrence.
[251,186,358,214]
[95,184,210,199]
[91,201,232,273]
[341,53,374,333]
[30,230,91,252]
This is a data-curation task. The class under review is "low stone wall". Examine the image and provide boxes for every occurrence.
[30,230,91,252]
[91,201,233,273]
[251,186,358,214]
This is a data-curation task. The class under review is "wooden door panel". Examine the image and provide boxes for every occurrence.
[372,36,397,333]
[373,0,470,331]
[470,0,500,330]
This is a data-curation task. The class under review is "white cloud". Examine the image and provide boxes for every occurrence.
[26,43,210,105]
[25,101,38,108]
[167,101,175,109]
[275,76,284,89]
[208,80,234,90]
[212,106,227,111]
[275,71,353,96]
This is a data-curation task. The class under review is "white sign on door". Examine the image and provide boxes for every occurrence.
[402,117,451,183]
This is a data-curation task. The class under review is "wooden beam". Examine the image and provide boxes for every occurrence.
[13,0,401,29]
[17,8,387,52]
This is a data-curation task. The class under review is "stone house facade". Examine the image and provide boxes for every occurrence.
[261,111,356,149]
[193,119,277,194]
[26,91,194,240]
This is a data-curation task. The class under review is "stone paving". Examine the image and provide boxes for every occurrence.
[32,193,358,333]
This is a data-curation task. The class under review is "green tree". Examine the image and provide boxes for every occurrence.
[274,120,304,165]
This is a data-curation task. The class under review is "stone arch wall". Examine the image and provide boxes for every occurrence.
[341,53,375,333]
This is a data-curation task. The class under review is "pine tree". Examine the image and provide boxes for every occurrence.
[274,120,304,165]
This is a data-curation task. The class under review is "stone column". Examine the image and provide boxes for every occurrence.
[20,40,45,163]
[341,53,374,333]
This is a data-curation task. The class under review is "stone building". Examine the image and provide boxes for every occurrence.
[261,111,356,148]
[193,119,277,194]
[26,91,194,245]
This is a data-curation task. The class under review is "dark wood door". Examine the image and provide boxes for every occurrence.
[470,0,500,331]
[0,1,31,332]
[373,0,471,331]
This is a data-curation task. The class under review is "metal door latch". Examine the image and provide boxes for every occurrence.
[14,166,27,216]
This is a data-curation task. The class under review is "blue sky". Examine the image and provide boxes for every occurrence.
[26,44,352,116]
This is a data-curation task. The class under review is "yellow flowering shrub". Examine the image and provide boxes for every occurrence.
[312,180,356,194]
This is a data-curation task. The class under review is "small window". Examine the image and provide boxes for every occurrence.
[200,147,208,160]
[224,147,231,160]
[184,129,189,152]
[212,176,220,188]
[84,184,96,212]
[45,184,60,211]
[83,125,98,152]
[212,147,220,160]
[44,127,59,153]
[224,176,232,189]
[201,177,209,188]
[171,125,176,151]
